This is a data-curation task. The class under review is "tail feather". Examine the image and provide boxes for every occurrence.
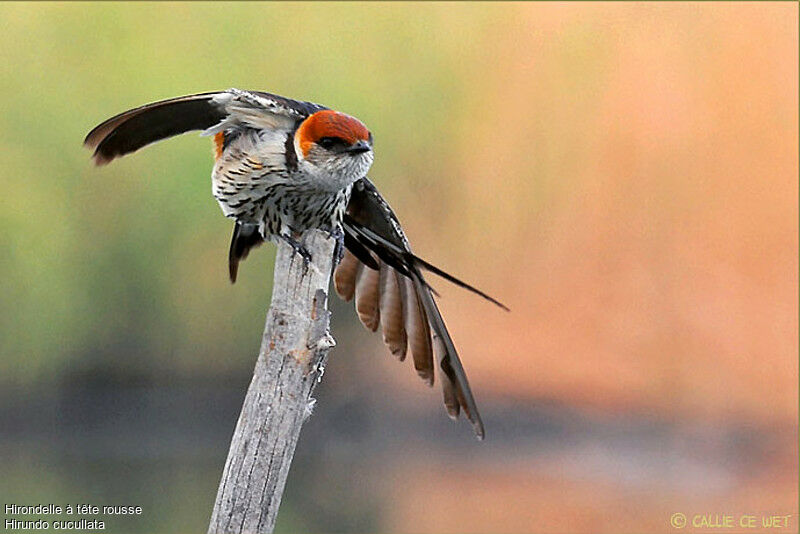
[336,177,503,438]
[228,223,264,283]
[344,217,508,310]
[414,275,484,438]
[403,276,435,386]
[355,262,381,332]
[333,249,361,301]
[433,333,461,420]
[379,266,407,359]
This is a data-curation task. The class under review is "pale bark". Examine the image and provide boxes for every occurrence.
[208,230,336,534]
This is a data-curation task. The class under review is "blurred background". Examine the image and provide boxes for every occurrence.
[0,2,797,533]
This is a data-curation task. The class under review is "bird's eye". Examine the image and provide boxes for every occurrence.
[317,137,344,150]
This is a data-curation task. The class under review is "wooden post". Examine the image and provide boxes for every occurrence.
[208,230,336,534]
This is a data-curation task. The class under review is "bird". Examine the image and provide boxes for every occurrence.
[84,88,507,439]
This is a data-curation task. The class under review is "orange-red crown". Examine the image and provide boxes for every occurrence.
[295,110,370,158]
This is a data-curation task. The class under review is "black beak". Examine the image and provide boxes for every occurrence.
[346,140,371,154]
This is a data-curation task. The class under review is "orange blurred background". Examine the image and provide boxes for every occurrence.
[363,5,799,532]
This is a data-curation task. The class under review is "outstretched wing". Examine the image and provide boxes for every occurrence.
[335,178,507,439]
[84,88,326,165]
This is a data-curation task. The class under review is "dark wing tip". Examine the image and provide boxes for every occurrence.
[84,124,116,165]
[90,148,114,166]
[83,123,106,150]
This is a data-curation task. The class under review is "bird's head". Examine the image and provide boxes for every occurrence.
[294,110,374,190]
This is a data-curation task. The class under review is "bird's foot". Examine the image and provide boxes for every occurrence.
[327,226,345,267]
[281,233,313,272]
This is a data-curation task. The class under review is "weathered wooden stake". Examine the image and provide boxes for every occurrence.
[208,230,336,534]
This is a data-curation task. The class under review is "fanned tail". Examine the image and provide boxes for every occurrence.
[334,177,508,439]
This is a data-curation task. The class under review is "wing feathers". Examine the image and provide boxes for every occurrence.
[84,88,328,166]
[433,333,461,420]
[343,231,381,271]
[345,219,508,311]
[333,249,360,301]
[403,277,434,386]
[84,92,225,165]
[355,262,381,332]
[379,265,407,359]
[333,241,485,436]
[338,177,491,438]
[416,284,484,438]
